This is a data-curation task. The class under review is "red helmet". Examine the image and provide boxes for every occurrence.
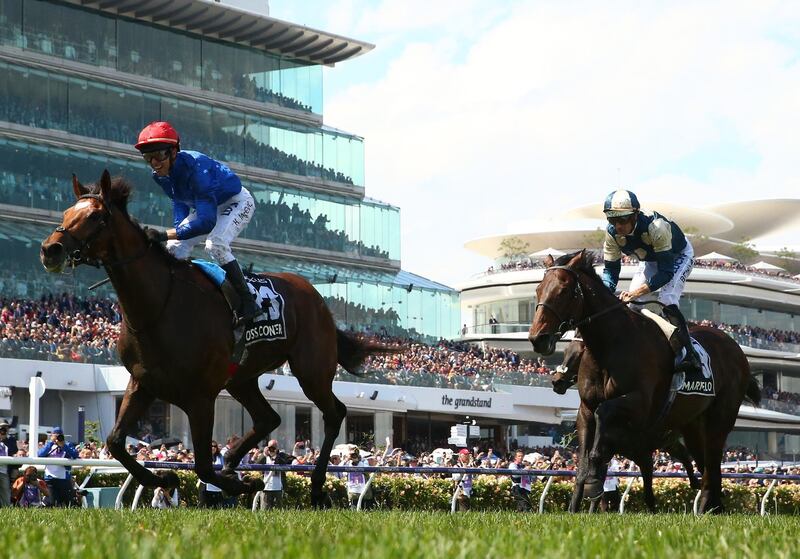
[135,121,180,151]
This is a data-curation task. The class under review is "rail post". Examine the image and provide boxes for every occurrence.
[538,475,555,513]
[115,473,134,510]
[131,484,145,510]
[619,475,637,514]
[356,473,375,511]
[451,484,462,513]
[760,479,778,516]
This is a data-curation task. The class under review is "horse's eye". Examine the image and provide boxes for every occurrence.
[89,212,103,221]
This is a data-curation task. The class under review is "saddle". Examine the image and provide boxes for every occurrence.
[191,260,288,364]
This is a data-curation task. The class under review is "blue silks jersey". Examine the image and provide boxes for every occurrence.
[151,151,242,240]
[602,211,688,292]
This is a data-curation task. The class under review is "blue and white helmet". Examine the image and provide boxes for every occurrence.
[603,189,640,218]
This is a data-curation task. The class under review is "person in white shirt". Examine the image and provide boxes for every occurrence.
[259,439,285,509]
[198,441,224,508]
[601,457,622,512]
[508,449,533,512]
[151,486,179,509]
[345,449,373,510]
[452,449,474,512]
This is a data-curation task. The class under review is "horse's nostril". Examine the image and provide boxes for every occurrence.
[42,242,64,259]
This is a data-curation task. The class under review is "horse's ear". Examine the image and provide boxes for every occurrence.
[72,174,88,199]
[567,250,584,268]
[543,255,555,268]
[99,169,112,205]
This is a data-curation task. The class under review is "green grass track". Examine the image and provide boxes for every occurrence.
[4,509,798,559]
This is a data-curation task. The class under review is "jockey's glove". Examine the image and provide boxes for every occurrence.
[144,227,169,244]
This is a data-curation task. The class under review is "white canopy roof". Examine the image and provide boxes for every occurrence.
[696,251,737,262]
[751,261,786,271]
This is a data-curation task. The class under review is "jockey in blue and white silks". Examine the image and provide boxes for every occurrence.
[134,121,261,327]
[601,189,702,374]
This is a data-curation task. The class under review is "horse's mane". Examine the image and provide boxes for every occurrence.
[86,175,179,264]
[86,176,133,214]
[554,250,616,297]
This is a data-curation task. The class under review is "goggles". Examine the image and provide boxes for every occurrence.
[141,147,173,163]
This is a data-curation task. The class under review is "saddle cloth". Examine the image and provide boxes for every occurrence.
[640,308,715,397]
[192,260,287,346]
[675,339,715,397]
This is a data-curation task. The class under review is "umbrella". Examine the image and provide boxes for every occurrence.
[530,247,566,258]
[696,251,737,262]
[751,261,785,272]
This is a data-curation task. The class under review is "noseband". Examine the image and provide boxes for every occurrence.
[535,265,584,336]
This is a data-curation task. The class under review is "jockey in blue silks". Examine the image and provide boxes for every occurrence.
[601,189,702,374]
[134,121,261,327]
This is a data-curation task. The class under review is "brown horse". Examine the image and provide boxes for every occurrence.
[554,337,702,512]
[529,250,760,513]
[40,171,388,505]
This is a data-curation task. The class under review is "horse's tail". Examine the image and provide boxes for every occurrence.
[744,375,761,407]
[336,329,398,377]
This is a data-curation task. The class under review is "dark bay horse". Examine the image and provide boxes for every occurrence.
[530,250,760,513]
[554,337,702,512]
[40,171,388,505]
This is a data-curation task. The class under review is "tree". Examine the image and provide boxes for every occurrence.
[730,238,759,265]
[582,228,605,249]
[776,247,799,272]
[498,236,530,261]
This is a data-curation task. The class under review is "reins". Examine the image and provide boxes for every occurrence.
[536,265,644,337]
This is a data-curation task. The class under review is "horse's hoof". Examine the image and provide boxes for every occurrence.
[584,481,604,500]
[311,490,330,510]
[157,470,180,489]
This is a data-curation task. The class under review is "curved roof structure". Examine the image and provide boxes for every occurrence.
[466,199,800,262]
[64,0,374,65]
[562,202,734,236]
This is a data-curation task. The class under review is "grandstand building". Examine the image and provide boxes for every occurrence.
[0,1,461,448]
[458,199,800,458]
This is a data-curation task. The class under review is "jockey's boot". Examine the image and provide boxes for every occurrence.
[221,260,262,328]
[663,304,702,374]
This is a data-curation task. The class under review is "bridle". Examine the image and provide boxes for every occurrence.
[535,265,585,336]
[535,265,629,337]
[55,193,149,269]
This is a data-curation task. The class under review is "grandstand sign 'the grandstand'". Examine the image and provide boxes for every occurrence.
[441,395,493,410]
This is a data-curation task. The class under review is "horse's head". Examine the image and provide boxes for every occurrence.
[40,170,117,273]
[552,337,584,394]
[529,250,588,355]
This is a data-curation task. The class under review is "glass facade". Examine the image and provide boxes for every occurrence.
[0,0,322,114]
[0,219,457,340]
[679,296,799,333]
[0,60,362,185]
[0,138,397,259]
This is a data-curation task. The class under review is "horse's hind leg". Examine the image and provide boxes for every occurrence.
[292,353,346,508]
[106,379,175,488]
[667,435,702,491]
[681,422,707,493]
[185,397,252,495]
[222,377,281,481]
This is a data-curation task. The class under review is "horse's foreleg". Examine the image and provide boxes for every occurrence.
[637,454,656,513]
[186,398,250,496]
[570,404,594,513]
[106,380,175,488]
[223,377,280,490]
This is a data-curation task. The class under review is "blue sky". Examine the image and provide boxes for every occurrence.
[267,1,800,286]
